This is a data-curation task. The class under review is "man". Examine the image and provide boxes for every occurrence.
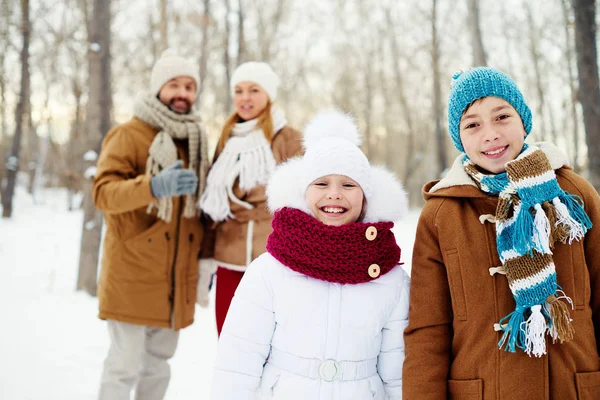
[93,49,210,400]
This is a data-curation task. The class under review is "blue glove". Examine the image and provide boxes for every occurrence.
[150,160,198,198]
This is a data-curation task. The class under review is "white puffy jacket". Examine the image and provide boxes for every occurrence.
[211,252,410,400]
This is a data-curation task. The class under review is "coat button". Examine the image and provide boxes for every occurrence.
[368,264,380,278]
[365,226,378,241]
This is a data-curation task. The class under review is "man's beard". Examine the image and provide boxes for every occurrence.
[168,98,192,114]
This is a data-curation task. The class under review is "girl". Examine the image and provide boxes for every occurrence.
[211,110,410,400]
[197,62,302,335]
[403,67,600,399]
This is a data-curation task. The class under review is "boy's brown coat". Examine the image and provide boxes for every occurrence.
[404,162,600,399]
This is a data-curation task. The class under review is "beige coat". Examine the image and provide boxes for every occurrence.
[403,152,600,399]
[93,117,205,330]
[205,126,302,269]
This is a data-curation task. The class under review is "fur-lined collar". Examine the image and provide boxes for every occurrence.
[267,159,408,223]
[429,142,571,194]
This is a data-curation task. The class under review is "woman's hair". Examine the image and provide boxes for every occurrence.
[216,101,274,153]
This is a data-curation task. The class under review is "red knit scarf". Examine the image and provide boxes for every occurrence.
[266,207,401,284]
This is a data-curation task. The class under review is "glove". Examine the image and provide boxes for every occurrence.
[197,258,217,308]
[150,160,198,198]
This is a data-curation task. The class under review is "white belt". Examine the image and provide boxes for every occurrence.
[267,348,377,382]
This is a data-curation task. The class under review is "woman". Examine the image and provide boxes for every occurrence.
[198,61,302,335]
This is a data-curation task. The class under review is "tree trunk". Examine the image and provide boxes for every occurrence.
[526,4,548,142]
[159,0,168,52]
[468,0,487,66]
[432,0,447,176]
[76,0,112,296]
[562,0,582,171]
[2,0,30,218]
[572,0,600,190]
[237,0,245,64]
[224,0,232,109]
[198,0,211,99]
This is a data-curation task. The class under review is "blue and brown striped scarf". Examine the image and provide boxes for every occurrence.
[463,144,592,357]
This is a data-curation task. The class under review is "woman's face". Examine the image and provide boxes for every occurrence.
[459,96,526,174]
[305,174,364,226]
[233,82,270,121]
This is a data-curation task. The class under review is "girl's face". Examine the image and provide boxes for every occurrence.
[305,174,364,226]
[233,82,270,121]
[459,96,527,174]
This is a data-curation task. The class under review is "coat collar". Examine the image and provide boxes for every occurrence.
[424,142,571,199]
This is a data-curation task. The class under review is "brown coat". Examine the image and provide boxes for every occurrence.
[204,125,302,268]
[403,160,600,399]
[93,117,205,330]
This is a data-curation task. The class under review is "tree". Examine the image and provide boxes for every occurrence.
[76,0,112,296]
[572,0,600,190]
[2,0,31,218]
[432,0,447,176]
[468,0,487,66]
[562,0,582,171]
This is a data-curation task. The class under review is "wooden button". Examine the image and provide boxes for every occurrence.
[368,264,380,278]
[365,226,378,241]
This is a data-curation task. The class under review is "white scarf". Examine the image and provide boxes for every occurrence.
[200,106,287,221]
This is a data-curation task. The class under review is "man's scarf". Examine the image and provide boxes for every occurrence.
[134,95,209,222]
[463,144,592,357]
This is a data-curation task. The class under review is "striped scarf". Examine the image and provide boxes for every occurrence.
[463,144,592,357]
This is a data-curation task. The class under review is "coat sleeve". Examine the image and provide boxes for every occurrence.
[378,270,410,400]
[271,126,303,163]
[402,201,453,400]
[211,257,276,399]
[92,127,155,214]
[579,178,600,352]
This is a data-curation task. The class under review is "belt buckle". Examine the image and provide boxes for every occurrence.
[318,359,340,382]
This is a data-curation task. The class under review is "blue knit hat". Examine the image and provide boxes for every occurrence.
[448,67,532,153]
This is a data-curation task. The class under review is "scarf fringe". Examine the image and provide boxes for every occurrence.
[546,293,575,343]
[498,292,575,356]
[554,194,592,244]
[498,308,526,353]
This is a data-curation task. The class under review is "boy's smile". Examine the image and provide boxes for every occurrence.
[305,174,364,226]
[459,97,527,174]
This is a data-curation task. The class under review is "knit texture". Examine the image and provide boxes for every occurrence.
[134,95,209,222]
[230,61,279,100]
[199,106,287,221]
[150,48,199,95]
[448,67,532,152]
[463,144,592,357]
[266,207,401,284]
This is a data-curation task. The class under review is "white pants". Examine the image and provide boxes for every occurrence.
[98,320,179,400]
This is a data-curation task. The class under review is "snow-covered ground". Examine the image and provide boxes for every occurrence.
[0,187,418,400]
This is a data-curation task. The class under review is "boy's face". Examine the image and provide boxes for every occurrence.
[305,174,364,226]
[459,96,526,174]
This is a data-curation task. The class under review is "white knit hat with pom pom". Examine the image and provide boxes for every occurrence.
[302,110,372,198]
[267,109,408,223]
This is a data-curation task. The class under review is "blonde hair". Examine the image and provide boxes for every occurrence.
[217,101,274,153]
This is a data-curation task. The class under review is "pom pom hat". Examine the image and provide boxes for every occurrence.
[448,67,533,153]
[150,48,200,95]
[267,109,408,223]
[230,62,279,101]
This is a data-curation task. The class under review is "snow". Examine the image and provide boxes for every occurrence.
[0,186,419,399]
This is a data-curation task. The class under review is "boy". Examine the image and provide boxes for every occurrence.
[403,67,600,399]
